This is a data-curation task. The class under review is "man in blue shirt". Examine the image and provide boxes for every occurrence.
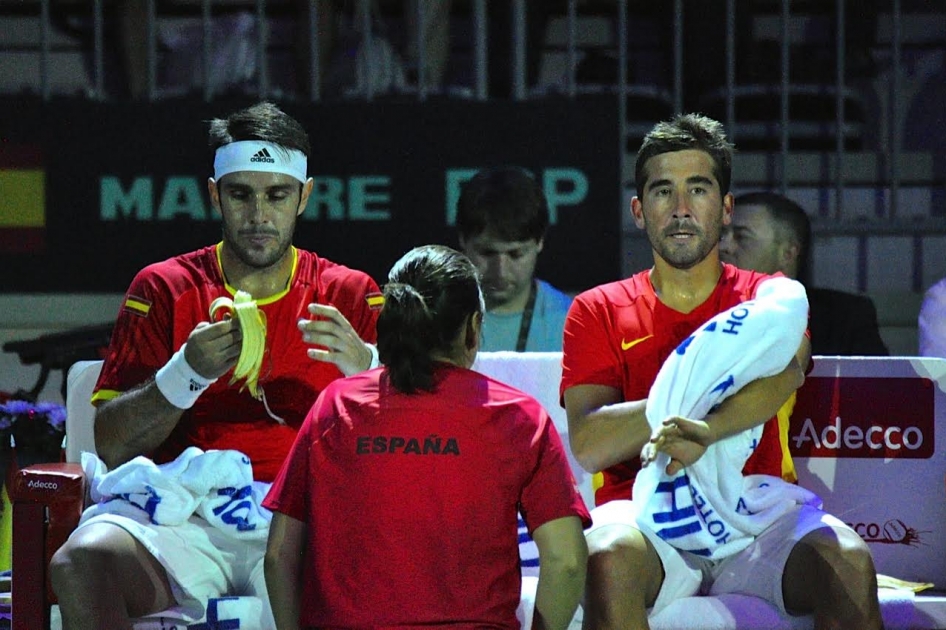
[456,166,572,352]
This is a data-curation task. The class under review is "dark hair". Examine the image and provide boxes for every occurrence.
[635,113,734,198]
[455,166,548,242]
[207,101,311,157]
[378,245,483,393]
[734,191,813,285]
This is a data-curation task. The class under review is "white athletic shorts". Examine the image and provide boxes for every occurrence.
[74,511,271,624]
[586,499,850,616]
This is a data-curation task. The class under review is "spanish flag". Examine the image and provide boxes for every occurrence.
[0,144,46,254]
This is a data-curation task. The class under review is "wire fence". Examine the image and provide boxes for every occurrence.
[2,0,944,221]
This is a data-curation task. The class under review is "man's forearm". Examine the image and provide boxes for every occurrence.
[568,396,650,474]
[93,380,184,469]
[704,360,804,444]
[533,564,585,630]
[531,516,588,630]
[266,513,304,630]
[95,343,221,469]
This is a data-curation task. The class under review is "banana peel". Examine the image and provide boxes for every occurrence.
[209,290,267,399]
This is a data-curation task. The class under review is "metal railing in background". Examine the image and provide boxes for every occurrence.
[615,0,628,207]
[834,0,846,219]
[145,0,156,100]
[414,0,426,100]
[890,0,903,220]
[779,0,790,195]
[672,0,683,115]
[472,0,487,100]
[2,0,940,219]
[92,0,104,99]
[725,0,736,139]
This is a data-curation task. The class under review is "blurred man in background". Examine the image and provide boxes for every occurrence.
[721,191,889,356]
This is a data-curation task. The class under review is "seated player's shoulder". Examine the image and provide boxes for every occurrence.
[297,250,380,299]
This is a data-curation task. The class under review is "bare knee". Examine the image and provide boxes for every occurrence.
[50,527,118,597]
[797,526,878,583]
[583,525,662,627]
[49,523,174,619]
[783,525,881,627]
[588,526,660,584]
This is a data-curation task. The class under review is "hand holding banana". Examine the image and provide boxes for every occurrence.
[202,293,372,402]
[209,290,267,399]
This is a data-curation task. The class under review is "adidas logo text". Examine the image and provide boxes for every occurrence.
[250,148,275,164]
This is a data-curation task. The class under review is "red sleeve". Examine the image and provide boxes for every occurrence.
[320,264,381,345]
[518,411,592,533]
[560,291,624,400]
[94,264,176,401]
[741,417,783,477]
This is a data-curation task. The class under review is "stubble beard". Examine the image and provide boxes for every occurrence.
[648,220,722,271]
[222,220,295,270]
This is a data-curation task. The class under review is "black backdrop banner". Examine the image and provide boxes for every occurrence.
[0,96,621,293]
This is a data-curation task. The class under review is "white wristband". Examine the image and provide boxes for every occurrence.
[366,342,380,369]
[155,344,217,409]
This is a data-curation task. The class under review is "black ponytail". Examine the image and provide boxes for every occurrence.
[378,245,483,393]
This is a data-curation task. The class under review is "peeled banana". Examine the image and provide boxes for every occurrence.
[209,290,267,399]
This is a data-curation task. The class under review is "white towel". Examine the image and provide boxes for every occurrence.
[633,277,821,559]
[80,447,272,539]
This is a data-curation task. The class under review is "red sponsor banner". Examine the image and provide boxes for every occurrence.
[0,143,43,169]
[0,227,46,254]
[790,376,935,459]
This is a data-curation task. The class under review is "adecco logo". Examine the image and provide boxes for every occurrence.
[789,377,935,459]
[27,479,59,490]
[792,417,926,452]
[849,518,928,547]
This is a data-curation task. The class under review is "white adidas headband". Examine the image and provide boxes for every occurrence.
[213,141,308,184]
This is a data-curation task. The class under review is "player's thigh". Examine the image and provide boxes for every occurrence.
[586,501,666,607]
[710,505,849,613]
[52,521,175,616]
[781,518,873,614]
[77,514,238,617]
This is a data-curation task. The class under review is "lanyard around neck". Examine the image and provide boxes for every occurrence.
[515,281,538,352]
